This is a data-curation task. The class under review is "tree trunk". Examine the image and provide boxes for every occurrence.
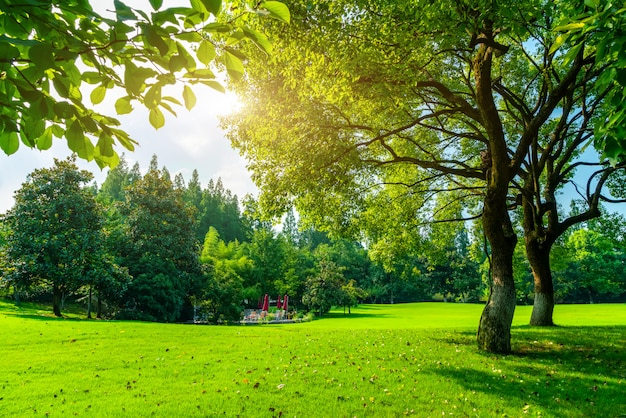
[476,241,517,353]
[477,185,517,353]
[52,286,62,317]
[97,296,102,319]
[527,239,555,326]
[87,286,93,319]
[13,285,20,306]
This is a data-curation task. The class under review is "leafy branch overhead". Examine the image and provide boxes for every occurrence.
[0,0,289,167]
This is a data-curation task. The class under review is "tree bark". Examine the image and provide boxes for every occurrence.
[477,194,517,354]
[87,286,93,319]
[473,31,518,354]
[52,286,62,317]
[527,239,555,326]
[97,296,102,319]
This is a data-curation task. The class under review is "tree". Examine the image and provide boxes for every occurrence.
[3,157,112,316]
[119,163,202,321]
[302,257,345,316]
[224,0,624,352]
[0,0,289,166]
[197,227,249,322]
[555,228,626,303]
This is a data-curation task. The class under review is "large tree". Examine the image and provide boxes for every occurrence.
[3,157,111,316]
[0,0,289,166]
[119,160,202,321]
[224,1,625,352]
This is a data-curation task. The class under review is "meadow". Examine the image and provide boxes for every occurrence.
[1,301,625,417]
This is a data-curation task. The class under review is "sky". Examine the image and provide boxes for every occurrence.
[0,1,257,214]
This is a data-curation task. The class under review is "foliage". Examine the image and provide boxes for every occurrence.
[554,228,626,303]
[552,2,626,162]
[1,157,116,316]
[0,0,289,166]
[118,160,202,321]
[302,256,346,316]
[197,227,249,322]
[223,0,626,352]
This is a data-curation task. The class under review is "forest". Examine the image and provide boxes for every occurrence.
[1,155,624,323]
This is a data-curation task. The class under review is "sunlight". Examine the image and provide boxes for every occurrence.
[201,89,242,117]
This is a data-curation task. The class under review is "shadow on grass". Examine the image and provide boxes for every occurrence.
[318,311,390,320]
[431,326,626,416]
[3,312,88,321]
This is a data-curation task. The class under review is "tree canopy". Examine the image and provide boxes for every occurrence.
[224,0,626,352]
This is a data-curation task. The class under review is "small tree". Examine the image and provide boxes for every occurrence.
[302,258,345,316]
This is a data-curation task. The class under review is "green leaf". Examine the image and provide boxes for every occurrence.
[149,0,163,10]
[190,0,208,14]
[52,76,70,99]
[22,116,45,142]
[549,34,568,55]
[0,41,20,61]
[202,22,232,33]
[201,0,222,16]
[115,96,133,114]
[145,26,170,56]
[144,84,162,109]
[184,68,216,79]
[90,85,107,105]
[0,131,19,155]
[114,0,136,21]
[261,1,290,24]
[242,26,273,55]
[169,55,187,72]
[28,43,55,68]
[554,22,585,32]
[562,41,583,66]
[36,127,53,150]
[183,85,196,110]
[199,80,225,93]
[149,107,165,129]
[82,71,104,84]
[223,51,245,81]
[96,132,115,157]
[162,96,182,105]
[177,43,196,72]
[197,40,216,66]
[66,120,94,160]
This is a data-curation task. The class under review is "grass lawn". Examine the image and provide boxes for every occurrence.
[1,301,625,417]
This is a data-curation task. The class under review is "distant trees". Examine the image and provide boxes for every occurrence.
[1,155,624,322]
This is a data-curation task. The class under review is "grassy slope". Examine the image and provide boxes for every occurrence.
[0,301,625,417]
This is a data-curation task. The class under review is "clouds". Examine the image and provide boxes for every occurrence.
[0,87,257,214]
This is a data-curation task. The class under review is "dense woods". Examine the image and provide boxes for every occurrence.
[1,157,624,322]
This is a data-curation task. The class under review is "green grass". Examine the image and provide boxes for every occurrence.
[1,301,625,417]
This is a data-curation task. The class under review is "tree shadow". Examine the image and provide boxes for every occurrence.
[320,311,389,320]
[431,326,626,416]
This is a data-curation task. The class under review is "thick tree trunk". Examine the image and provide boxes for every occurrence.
[477,239,517,353]
[527,240,555,326]
[477,184,517,353]
[52,286,62,317]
